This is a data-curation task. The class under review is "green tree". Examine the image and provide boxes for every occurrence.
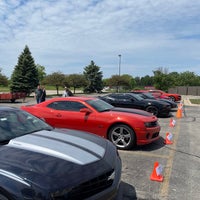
[107,74,134,92]
[178,71,200,86]
[121,74,135,90]
[168,72,180,86]
[64,74,88,93]
[0,68,9,86]
[140,75,154,87]
[153,68,174,91]
[83,61,103,93]
[36,64,46,83]
[10,45,39,94]
[134,76,142,87]
[44,72,65,95]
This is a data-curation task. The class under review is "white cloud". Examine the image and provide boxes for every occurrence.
[1,0,200,78]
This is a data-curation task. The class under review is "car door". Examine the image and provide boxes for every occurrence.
[46,100,100,134]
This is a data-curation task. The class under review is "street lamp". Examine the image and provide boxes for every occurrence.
[118,54,121,76]
[117,54,121,93]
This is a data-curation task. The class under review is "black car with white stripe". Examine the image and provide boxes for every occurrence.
[0,107,121,200]
[98,93,171,117]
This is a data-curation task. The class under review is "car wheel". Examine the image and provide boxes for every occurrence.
[146,106,159,116]
[108,124,136,150]
[169,96,175,101]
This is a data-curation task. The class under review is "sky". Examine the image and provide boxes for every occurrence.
[1,0,200,79]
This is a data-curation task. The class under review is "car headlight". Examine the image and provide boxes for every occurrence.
[145,121,159,127]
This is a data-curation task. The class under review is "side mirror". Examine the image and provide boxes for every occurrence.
[80,108,92,114]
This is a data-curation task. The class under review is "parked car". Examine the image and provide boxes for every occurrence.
[99,93,171,117]
[132,89,170,100]
[142,89,181,102]
[132,92,177,109]
[21,97,161,150]
[0,106,121,200]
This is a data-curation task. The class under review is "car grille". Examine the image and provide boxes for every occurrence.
[52,169,115,200]
[152,132,159,138]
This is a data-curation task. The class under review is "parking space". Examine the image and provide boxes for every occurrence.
[117,105,200,200]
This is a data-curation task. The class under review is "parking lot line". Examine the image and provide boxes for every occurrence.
[119,150,169,159]
[159,119,181,199]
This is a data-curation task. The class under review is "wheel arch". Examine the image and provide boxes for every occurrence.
[106,122,137,142]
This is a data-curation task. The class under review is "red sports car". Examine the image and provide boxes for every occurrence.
[21,97,161,150]
[133,89,181,102]
[148,89,181,102]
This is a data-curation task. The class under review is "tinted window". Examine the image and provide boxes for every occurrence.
[86,99,113,112]
[0,109,52,141]
[47,101,87,111]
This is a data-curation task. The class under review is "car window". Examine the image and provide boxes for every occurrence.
[0,109,52,141]
[47,101,87,111]
[86,99,113,112]
[129,93,144,101]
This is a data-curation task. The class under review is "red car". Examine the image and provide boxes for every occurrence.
[133,89,181,102]
[132,89,170,100]
[21,97,161,150]
[148,89,181,102]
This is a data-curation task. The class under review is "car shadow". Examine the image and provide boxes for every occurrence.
[132,136,166,151]
[115,181,137,200]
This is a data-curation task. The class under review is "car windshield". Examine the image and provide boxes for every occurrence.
[0,108,53,142]
[129,93,144,101]
[143,93,155,98]
[86,99,114,112]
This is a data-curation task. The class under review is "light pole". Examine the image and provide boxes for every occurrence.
[118,54,121,92]
[118,54,121,76]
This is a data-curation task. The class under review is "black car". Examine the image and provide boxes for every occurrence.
[0,106,121,200]
[133,92,178,109]
[98,93,171,117]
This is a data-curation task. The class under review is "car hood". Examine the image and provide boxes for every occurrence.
[111,107,155,117]
[0,129,111,190]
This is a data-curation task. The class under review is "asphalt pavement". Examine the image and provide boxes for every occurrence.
[1,94,200,200]
[116,102,200,200]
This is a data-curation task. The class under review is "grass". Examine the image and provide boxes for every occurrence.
[0,86,10,92]
[189,99,200,104]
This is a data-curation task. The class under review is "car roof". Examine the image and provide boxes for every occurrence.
[47,96,96,101]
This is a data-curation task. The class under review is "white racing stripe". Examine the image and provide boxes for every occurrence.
[8,131,105,165]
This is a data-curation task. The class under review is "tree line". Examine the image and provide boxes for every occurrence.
[1,45,200,95]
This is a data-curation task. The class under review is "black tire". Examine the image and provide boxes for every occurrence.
[108,124,136,150]
[146,106,159,116]
[169,96,175,102]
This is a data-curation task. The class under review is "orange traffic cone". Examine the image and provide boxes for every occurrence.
[169,118,176,127]
[176,104,183,118]
[164,132,173,145]
[150,161,164,182]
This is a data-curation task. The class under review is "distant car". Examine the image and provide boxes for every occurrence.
[132,92,177,109]
[21,97,161,150]
[0,106,121,200]
[147,89,181,102]
[99,93,171,117]
[132,89,170,100]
